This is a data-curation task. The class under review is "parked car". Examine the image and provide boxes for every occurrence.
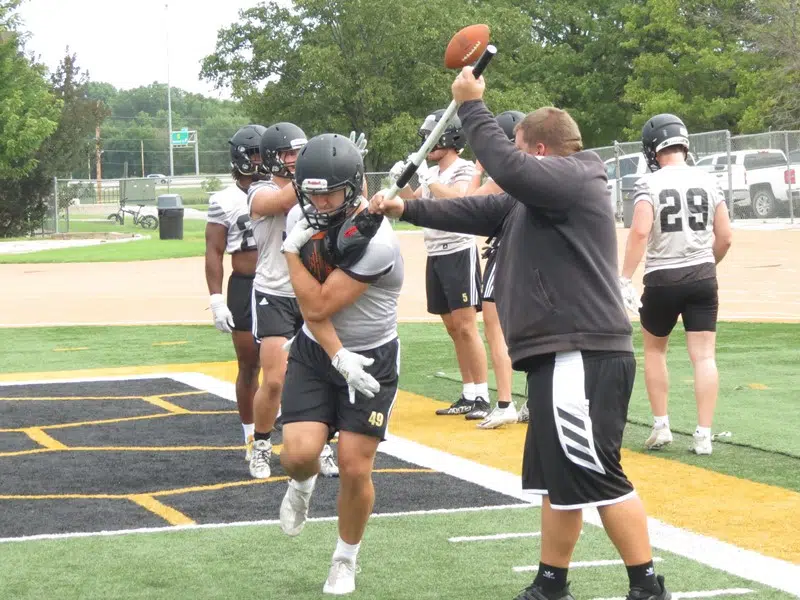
[693,155,750,211]
[695,149,798,218]
[146,173,170,184]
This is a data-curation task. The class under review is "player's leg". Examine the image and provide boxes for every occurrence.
[639,285,681,450]
[682,277,720,455]
[477,299,517,429]
[324,337,399,595]
[227,273,259,458]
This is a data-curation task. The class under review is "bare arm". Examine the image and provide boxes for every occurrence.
[428,179,470,199]
[285,253,369,322]
[712,201,733,263]
[621,200,653,279]
[205,223,228,294]
[250,183,297,219]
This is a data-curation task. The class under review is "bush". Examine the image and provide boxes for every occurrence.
[201,176,223,193]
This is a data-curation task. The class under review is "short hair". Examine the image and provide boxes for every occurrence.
[514,107,583,156]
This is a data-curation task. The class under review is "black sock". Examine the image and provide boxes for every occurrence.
[498,401,511,409]
[626,561,660,593]
[254,430,272,442]
[533,563,568,592]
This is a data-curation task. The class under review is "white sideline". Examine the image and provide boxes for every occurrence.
[1,372,799,596]
[449,531,541,543]
[513,557,663,572]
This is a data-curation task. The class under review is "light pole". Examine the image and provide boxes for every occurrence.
[165,2,174,178]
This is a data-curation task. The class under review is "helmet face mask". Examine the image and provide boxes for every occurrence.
[260,122,308,179]
[293,133,365,231]
[641,114,690,171]
[229,124,267,176]
[419,109,466,152]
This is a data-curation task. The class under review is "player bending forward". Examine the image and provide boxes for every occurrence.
[278,133,403,595]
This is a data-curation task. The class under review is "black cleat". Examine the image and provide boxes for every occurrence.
[626,575,671,600]
[514,582,575,600]
[435,396,475,415]
[464,397,491,420]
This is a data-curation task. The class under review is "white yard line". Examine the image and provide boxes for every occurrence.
[513,557,663,572]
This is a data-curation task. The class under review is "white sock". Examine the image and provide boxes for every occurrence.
[462,383,476,401]
[333,537,360,563]
[653,415,669,429]
[291,474,317,493]
[242,422,255,442]
[474,382,489,402]
[695,426,711,438]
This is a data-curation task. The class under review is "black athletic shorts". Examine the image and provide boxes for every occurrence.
[482,252,498,303]
[281,329,400,441]
[639,277,719,337]
[521,350,636,509]
[426,246,482,315]
[227,272,254,332]
[251,289,303,341]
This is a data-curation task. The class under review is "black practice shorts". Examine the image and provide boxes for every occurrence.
[639,277,719,337]
[426,246,482,315]
[251,289,303,341]
[227,273,254,332]
[522,350,637,509]
[281,329,400,441]
[482,252,498,303]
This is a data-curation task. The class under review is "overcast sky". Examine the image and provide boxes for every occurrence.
[15,0,267,98]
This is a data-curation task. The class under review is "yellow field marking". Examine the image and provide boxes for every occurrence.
[22,428,68,450]
[0,448,56,458]
[0,409,238,433]
[152,341,188,346]
[0,492,123,500]
[748,383,769,390]
[0,361,239,383]
[140,395,190,414]
[158,391,206,399]
[52,347,90,352]
[128,495,195,526]
[0,395,143,401]
[388,390,800,564]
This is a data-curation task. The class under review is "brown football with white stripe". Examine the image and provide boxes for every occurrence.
[299,231,335,283]
[444,24,490,69]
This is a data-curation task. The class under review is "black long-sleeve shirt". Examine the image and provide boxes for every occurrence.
[401,100,632,369]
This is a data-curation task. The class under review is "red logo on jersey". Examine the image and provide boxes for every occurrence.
[344,226,359,238]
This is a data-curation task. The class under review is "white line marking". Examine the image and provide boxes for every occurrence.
[0,503,533,544]
[449,531,541,543]
[3,373,800,596]
[514,557,663,572]
[591,589,754,600]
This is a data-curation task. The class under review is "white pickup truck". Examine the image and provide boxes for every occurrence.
[695,149,799,218]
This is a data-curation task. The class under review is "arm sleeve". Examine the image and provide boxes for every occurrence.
[632,176,654,207]
[206,194,229,227]
[401,194,514,237]
[457,100,585,210]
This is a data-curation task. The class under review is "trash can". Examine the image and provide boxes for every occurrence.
[157,194,184,240]
[620,174,640,228]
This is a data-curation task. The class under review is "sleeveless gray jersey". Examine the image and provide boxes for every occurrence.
[206,184,256,254]
[247,180,294,297]
[632,165,724,275]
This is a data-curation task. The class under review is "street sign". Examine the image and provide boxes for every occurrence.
[171,129,189,146]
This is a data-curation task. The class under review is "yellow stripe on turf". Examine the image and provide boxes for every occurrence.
[22,427,68,450]
[128,495,195,526]
[52,347,90,352]
[140,395,190,414]
[0,410,238,433]
[152,341,188,346]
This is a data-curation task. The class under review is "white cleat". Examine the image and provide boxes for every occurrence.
[245,434,254,462]
[249,439,272,479]
[518,404,529,423]
[690,432,713,455]
[319,444,339,478]
[477,404,519,429]
[644,425,673,450]
[323,558,358,595]
[280,476,316,536]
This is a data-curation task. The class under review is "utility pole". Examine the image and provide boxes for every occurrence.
[141,139,145,177]
[95,126,102,204]
[165,2,174,178]
[194,130,200,175]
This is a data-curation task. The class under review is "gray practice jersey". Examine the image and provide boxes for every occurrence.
[248,180,294,297]
[421,157,476,256]
[292,208,404,352]
[206,184,256,254]
[632,165,724,275]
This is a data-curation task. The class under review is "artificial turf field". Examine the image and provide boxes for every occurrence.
[0,323,798,599]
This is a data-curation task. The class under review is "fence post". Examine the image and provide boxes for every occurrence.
[53,177,59,234]
[725,130,735,221]
[613,141,622,221]
[787,131,795,224]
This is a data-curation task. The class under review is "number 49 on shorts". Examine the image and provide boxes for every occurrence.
[368,411,384,427]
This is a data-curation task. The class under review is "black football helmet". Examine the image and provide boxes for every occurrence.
[641,113,690,171]
[229,124,266,176]
[260,122,308,179]
[495,110,525,140]
[294,133,365,231]
[419,109,466,151]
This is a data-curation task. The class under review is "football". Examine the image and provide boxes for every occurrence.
[444,24,490,69]
[299,231,336,283]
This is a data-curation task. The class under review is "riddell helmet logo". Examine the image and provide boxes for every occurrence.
[344,226,358,238]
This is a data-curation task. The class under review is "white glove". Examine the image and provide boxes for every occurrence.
[282,335,294,352]
[332,348,380,402]
[388,160,406,184]
[209,293,234,333]
[281,216,315,255]
[619,276,642,314]
[349,131,368,157]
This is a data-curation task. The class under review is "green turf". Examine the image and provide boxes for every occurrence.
[0,507,790,600]
[0,323,798,491]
